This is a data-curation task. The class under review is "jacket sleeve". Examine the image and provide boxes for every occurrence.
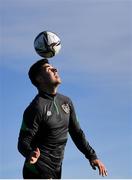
[68,100,98,161]
[17,105,42,159]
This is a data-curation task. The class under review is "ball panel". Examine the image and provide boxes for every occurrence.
[53,43,61,55]
[34,32,48,51]
[39,51,54,58]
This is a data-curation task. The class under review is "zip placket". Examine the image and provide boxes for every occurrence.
[53,98,59,115]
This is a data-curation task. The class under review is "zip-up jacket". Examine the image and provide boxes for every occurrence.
[18,91,98,171]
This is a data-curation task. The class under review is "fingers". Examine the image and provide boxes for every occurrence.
[91,159,108,177]
[35,148,40,158]
[29,148,40,164]
[98,161,108,177]
[30,157,37,164]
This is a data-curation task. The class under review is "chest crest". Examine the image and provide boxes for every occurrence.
[61,103,70,114]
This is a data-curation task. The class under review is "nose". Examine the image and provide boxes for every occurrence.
[51,68,57,73]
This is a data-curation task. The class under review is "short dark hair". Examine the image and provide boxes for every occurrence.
[28,59,49,87]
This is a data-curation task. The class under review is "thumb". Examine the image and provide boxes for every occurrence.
[90,162,96,170]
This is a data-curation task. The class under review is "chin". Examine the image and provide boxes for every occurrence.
[54,79,61,86]
[52,76,61,86]
[57,80,61,85]
[56,77,61,84]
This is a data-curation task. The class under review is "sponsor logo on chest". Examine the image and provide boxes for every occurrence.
[46,110,52,116]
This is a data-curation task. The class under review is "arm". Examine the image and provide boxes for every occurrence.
[69,100,108,176]
[17,105,41,162]
[68,100,97,161]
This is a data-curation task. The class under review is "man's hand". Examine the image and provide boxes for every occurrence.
[28,148,40,164]
[90,159,108,177]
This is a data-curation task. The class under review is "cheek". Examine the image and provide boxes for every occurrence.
[42,71,51,78]
[41,71,58,83]
[40,72,51,83]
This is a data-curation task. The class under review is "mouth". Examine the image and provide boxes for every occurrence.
[55,74,60,79]
[55,74,61,82]
[54,72,59,77]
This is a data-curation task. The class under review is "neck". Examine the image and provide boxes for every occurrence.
[38,85,58,95]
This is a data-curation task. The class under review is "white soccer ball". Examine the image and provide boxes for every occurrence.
[34,31,61,58]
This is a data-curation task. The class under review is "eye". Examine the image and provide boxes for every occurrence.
[46,67,51,72]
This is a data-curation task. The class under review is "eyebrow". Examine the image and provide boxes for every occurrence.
[42,64,51,68]
[42,64,53,70]
[44,65,51,68]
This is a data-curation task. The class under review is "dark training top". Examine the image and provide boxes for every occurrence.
[18,92,97,172]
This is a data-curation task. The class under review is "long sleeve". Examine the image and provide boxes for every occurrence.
[17,105,42,159]
[68,100,98,161]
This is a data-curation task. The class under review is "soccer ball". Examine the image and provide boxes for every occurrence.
[34,31,61,58]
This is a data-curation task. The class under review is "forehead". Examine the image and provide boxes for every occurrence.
[42,63,53,69]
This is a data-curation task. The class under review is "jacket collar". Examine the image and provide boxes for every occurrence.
[38,91,57,100]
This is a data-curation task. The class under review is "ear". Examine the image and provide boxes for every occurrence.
[36,75,43,83]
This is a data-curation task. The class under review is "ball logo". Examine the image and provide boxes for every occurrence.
[61,104,70,114]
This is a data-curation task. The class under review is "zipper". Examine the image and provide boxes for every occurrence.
[53,99,59,115]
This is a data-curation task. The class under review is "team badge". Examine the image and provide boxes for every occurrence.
[61,104,70,114]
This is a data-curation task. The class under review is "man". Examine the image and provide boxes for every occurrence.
[18,59,107,179]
